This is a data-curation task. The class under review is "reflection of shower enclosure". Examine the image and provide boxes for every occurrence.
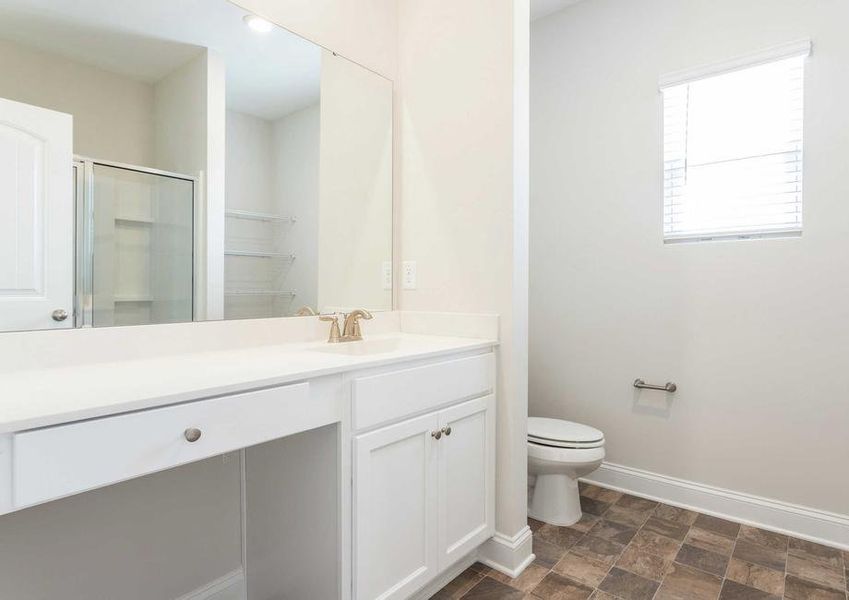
[74,159,195,328]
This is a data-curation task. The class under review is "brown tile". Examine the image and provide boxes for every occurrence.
[732,540,786,572]
[588,592,618,600]
[463,576,526,600]
[571,535,625,566]
[654,562,723,600]
[784,574,847,600]
[693,514,740,539]
[726,558,784,596]
[615,544,670,581]
[598,566,660,600]
[469,562,492,575]
[580,484,622,505]
[675,543,730,577]
[615,494,659,514]
[717,579,780,600]
[431,566,485,599]
[528,517,545,533]
[530,572,594,600]
[737,525,788,552]
[654,504,699,526]
[786,553,846,592]
[489,564,550,593]
[569,513,600,533]
[533,537,568,568]
[579,496,610,517]
[537,524,585,551]
[642,516,690,541]
[686,526,736,557]
[553,551,611,588]
[587,519,638,545]
[603,505,652,528]
[788,537,844,569]
[629,529,682,562]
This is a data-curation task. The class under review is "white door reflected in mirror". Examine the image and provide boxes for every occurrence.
[0,98,73,332]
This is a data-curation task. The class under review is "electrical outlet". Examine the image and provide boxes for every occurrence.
[382,261,392,290]
[402,261,417,290]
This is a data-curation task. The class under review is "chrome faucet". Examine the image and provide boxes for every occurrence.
[319,309,373,343]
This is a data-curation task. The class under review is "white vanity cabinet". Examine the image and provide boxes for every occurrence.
[352,352,496,600]
[0,380,341,515]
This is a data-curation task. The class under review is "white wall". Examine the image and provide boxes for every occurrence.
[230,0,397,80]
[224,110,277,319]
[274,104,320,314]
[530,0,849,515]
[318,51,393,313]
[154,50,227,322]
[0,38,154,165]
[396,0,531,561]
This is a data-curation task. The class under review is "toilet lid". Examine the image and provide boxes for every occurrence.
[528,417,604,445]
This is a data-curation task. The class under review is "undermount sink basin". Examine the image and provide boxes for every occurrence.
[309,337,405,356]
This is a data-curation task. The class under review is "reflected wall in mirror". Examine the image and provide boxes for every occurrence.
[0,0,393,332]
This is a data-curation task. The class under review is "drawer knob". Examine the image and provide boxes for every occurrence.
[441,426,452,436]
[184,428,202,443]
[431,430,442,440]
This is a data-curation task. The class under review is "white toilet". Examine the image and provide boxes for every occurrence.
[527,417,605,526]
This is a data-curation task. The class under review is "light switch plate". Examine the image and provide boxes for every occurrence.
[402,261,417,290]
[382,261,392,290]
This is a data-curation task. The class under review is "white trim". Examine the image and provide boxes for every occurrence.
[659,38,812,89]
[238,450,248,594]
[664,228,802,245]
[173,568,245,600]
[476,526,535,578]
[408,554,478,600]
[584,462,849,551]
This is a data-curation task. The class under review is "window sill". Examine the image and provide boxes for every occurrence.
[663,228,802,244]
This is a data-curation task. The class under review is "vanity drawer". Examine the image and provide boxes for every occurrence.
[353,353,494,430]
[12,382,313,508]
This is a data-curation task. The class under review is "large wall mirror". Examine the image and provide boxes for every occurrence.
[0,0,393,333]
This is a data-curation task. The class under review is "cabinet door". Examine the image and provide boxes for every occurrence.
[438,395,495,569]
[354,413,439,600]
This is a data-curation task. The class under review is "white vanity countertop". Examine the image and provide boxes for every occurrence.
[0,333,497,434]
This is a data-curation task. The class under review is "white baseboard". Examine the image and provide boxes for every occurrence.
[584,462,849,551]
[174,568,246,600]
[409,554,478,600]
[476,526,536,578]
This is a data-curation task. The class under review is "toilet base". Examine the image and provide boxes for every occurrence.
[528,473,583,526]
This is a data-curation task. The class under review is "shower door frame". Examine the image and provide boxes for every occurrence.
[73,157,198,328]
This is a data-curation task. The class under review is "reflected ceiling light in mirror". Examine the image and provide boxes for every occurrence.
[243,14,273,33]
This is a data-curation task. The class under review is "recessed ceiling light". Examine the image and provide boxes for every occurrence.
[243,14,273,33]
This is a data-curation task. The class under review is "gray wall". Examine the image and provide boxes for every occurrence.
[530,0,849,514]
[0,456,242,599]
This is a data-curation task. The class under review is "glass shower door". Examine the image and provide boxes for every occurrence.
[87,163,194,327]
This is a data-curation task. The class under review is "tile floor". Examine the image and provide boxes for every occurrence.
[432,482,848,600]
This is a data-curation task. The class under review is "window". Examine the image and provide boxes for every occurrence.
[661,41,810,242]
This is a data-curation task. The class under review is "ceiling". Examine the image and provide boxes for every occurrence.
[531,0,585,21]
[0,0,321,120]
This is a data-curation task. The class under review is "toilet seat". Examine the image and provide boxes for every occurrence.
[528,417,604,449]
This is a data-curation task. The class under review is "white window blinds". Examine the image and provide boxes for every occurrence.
[662,42,809,242]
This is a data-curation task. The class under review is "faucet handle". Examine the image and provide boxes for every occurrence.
[319,313,343,343]
[342,309,373,340]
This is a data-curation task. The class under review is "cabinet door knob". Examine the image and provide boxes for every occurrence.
[51,308,69,322]
[431,430,442,440]
[441,426,452,436]
[184,428,202,443]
